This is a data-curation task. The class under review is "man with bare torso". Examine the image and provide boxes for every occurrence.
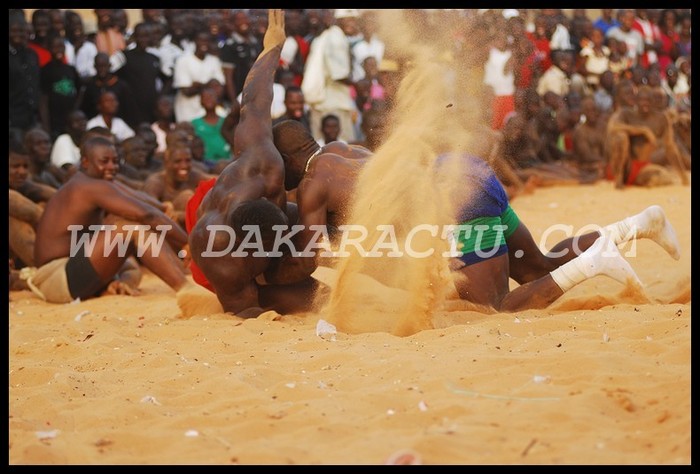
[606,85,688,188]
[269,118,373,283]
[28,136,189,303]
[187,10,317,317]
[143,145,214,229]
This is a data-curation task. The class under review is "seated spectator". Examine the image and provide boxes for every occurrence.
[50,109,87,179]
[9,146,56,271]
[151,94,176,158]
[24,128,64,188]
[142,145,215,228]
[39,34,80,141]
[86,91,135,143]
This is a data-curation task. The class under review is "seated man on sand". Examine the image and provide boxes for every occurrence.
[187,10,318,318]
[9,147,57,289]
[440,153,681,312]
[606,85,689,188]
[26,135,190,303]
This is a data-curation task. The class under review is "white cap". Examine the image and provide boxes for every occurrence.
[334,9,360,19]
[502,9,520,19]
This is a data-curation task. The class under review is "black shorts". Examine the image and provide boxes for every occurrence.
[65,252,109,300]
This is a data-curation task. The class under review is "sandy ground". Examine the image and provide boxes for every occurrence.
[8,181,690,465]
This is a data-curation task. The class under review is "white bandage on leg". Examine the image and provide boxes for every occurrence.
[602,205,680,260]
[550,236,643,292]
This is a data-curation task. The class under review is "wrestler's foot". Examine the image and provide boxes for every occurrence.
[580,236,643,288]
[550,236,643,292]
[603,205,681,260]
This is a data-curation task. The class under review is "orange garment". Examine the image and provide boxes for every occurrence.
[491,94,515,130]
[185,177,218,292]
[605,160,650,186]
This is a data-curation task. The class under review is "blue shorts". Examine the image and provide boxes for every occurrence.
[440,154,520,265]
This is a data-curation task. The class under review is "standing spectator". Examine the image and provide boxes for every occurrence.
[537,50,574,99]
[220,10,261,105]
[578,27,610,89]
[191,87,230,166]
[632,9,663,69]
[606,10,645,66]
[657,9,681,75]
[675,13,691,58]
[114,23,163,128]
[318,113,342,146]
[280,9,309,88]
[28,9,53,67]
[63,10,98,80]
[94,9,125,56]
[111,9,132,42]
[158,12,193,96]
[272,86,312,132]
[351,10,385,82]
[172,30,225,123]
[39,34,80,141]
[547,9,573,53]
[483,29,515,130]
[9,11,41,132]
[79,52,134,125]
[302,9,359,143]
[526,13,553,73]
[593,9,620,36]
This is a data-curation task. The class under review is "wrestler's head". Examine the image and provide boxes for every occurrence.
[272,120,320,190]
[230,199,289,251]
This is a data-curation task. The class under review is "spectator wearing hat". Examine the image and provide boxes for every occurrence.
[301,8,359,143]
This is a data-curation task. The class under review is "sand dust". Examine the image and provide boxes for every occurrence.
[9,181,690,465]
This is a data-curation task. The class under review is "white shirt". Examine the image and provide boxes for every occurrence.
[86,115,135,142]
[173,53,226,123]
[352,35,385,82]
[316,25,355,112]
[50,134,81,168]
[159,34,195,78]
[483,47,515,96]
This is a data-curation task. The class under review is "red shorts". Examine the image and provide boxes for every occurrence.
[605,160,650,186]
[185,177,218,293]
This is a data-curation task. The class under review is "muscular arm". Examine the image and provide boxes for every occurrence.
[113,179,173,215]
[661,113,689,184]
[20,180,57,203]
[94,180,189,250]
[9,190,43,227]
[233,9,286,154]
